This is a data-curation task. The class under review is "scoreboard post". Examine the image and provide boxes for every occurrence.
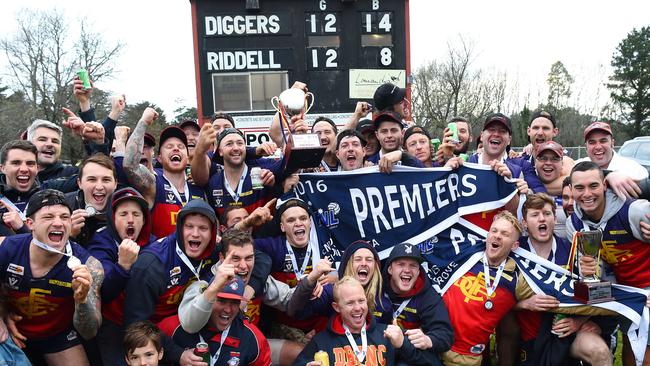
[190,0,410,144]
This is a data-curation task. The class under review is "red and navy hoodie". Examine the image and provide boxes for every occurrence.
[293,313,440,366]
[85,188,154,322]
[159,313,271,366]
[122,199,218,327]
[0,234,91,340]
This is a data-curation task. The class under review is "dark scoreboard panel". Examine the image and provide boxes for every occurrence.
[190,0,409,122]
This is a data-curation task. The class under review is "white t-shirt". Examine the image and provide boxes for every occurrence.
[577,152,649,180]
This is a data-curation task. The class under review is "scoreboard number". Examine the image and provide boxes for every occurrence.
[362,12,392,33]
[380,47,392,66]
[307,13,338,34]
[310,48,338,68]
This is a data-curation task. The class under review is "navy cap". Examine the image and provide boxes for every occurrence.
[386,243,424,268]
[144,133,156,148]
[217,277,245,300]
[373,111,404,130]
[158,126,188,154]
[179,119,200,132]
[356,119,375,134]
[483,113,513,135]
[373,83,406,111]
[25,189,72,217]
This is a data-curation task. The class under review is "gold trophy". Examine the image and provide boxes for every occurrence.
[271,88,325,173]
[573,230,613,304]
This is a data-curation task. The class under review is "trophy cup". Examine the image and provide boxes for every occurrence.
[271,88,325,173]
[573,230,613,304]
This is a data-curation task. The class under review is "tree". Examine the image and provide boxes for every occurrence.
[172,106,198,124]
[607,26,650,137]
[121,102,168,140]
[411,36,511,138]
[546,61,574,110]
[0,8,123,161]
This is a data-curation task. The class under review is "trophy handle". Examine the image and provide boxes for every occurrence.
[304,92,315,114]
[271,96,281,113]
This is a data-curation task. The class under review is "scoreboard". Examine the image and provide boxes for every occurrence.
[190,0,410,143]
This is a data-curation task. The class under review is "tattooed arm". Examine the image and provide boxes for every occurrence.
[72,256,104,340]
[124,107,158,207]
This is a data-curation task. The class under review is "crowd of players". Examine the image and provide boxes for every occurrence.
[0,77,649,366]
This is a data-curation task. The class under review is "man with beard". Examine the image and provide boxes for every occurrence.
[335,130,366,171]
[123,107,205,238]
[442,212,524,366]
[577,122,648,180]
[521,111,575,183]
[311,117,340,172]
[86,188,152,366]
[160,275,272,366]
[64,154,118,246]
[437,117,473,163]
[295,276,436,366]
[123,199,220,365]
[201,128,279,218]
[468,113,546,193]
[0,189,103,365]
[515,194,611,366]
[27,120,78,182]
[383,243,453,355]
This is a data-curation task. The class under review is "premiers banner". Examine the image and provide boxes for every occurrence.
[296,164,517,258]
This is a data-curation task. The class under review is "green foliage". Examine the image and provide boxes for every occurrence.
[547,61,574,109]
[172,106,198,125]
[121,102,169,141]
[608,26,650,137]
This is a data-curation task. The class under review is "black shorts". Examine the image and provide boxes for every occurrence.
[25,327,82,355]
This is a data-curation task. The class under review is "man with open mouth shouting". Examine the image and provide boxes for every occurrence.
[160,234,272,366]
[382,243,453,360]
[122,199,219,365]
[0,189,103,365]
[294,276,437,366]
[515,193,611,366]
[123,108,205,238]
[85,187,153,366]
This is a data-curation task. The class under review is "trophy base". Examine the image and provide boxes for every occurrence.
[573,280,614,304]
[283,134,326,173]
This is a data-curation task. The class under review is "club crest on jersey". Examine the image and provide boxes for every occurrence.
[283,255,293,272]
[227,356,240,366]
[213,190,224,208]
[166,191,176,204]
[7,263,24,276]
[7,275,21,290]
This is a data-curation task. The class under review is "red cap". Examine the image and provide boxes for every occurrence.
[583,122,612,140]
[535,140,563,158]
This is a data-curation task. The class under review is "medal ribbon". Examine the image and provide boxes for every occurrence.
[285,240,312,280]
[527,237,557,264]
[223,165,248,203]
[199,325,231,366]
[175,242,203,280]
[392,298,411,320]
[343,323,368,364]
[482,253,506,303]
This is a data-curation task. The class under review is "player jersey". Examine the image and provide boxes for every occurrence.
[254,235,328,331]
[151,169,205,238]
[570,200,650,288]
[205,160,282,218]
[443,259,518,356]
[0,234,91,339]
[515,236,572,341]
[121,233,217,325]
[159,314,271,366]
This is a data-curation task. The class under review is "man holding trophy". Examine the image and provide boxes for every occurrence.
[566,161,650,364]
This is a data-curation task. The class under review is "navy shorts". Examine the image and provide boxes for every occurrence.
[25,327,82,355]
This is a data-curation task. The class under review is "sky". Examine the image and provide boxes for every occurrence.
[0,0,648,120]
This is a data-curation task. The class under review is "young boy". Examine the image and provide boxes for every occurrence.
[124,321,164,366]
